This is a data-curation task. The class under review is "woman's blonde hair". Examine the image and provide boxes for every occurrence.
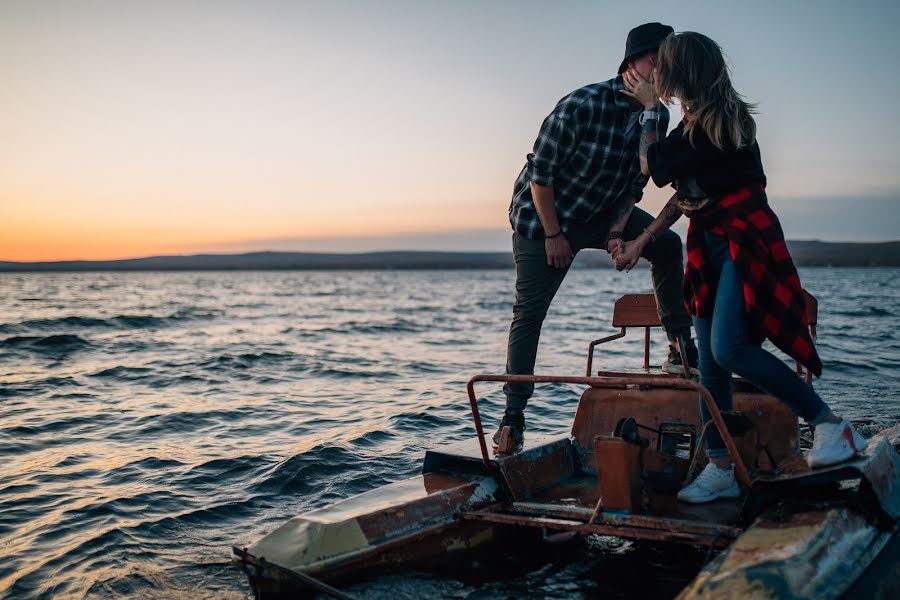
[655,32,756,150]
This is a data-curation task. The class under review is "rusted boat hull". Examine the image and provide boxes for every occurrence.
[235,389,900,599]
[679,424,900,599]
[235,429,900,598]
[678,511,900,600]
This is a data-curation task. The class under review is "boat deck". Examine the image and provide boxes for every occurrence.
[423,433,746,547]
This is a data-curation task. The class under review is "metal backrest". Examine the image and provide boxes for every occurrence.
[611,294,661,328]
[588,291,819,378]
[610,291,816,328]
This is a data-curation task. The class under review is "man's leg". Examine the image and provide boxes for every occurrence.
[502,232,570,434]
[622,207,696,371]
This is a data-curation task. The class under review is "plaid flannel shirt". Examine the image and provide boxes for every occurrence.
[509,76,669,239]
[685,185,823,376]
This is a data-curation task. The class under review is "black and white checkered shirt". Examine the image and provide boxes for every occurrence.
[509,76,669,239]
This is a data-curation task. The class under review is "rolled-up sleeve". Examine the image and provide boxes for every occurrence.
[526,111,579,187]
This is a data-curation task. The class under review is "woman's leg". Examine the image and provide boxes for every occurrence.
[677,234,743,504]
[709,252,869,468]
[679,306,741,503]
[694,314,733,459]
[709,256,830,425]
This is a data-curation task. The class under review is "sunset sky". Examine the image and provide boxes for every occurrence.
[2,0,899,261]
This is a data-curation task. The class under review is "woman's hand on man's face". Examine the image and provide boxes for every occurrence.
[622,68,658,110]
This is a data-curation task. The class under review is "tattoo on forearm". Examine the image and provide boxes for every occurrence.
[647,194,682,238]
[638,115,660,174]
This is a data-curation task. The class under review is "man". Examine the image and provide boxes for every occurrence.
[497,22,698,450]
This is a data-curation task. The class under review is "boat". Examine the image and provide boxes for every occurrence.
[233,293,900,599]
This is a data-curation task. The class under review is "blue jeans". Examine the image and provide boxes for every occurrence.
[693,231,830,457]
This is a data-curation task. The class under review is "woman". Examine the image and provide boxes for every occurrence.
[617,32,866,504]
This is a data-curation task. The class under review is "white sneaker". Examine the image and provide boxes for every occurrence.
[807,420,868,468]
[677,463,741,504]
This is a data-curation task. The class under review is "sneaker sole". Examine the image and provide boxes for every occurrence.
[808,427,869,469]
[677,485,741,504]
[662,362,700,376]
[807,448,855,469]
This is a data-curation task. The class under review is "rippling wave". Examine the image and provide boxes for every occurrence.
[0,308,223,335]
[1,268,898,598]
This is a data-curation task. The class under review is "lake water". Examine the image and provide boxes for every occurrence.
[2,268,898,598]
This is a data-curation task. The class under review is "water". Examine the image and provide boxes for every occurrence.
[1,268,898,599]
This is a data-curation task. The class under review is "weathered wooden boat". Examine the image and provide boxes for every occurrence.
[233,294,900,599]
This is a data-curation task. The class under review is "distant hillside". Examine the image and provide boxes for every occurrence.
[0,251,513,271]
[784,241,900,266]
[1,241,898,271]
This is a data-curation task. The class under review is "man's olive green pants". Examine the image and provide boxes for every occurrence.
[503,206,693,417]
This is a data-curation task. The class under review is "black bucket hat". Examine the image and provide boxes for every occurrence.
[618,22,674,73]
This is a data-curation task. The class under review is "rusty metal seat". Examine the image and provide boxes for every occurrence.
[585,294,666,376]
[586,292,819,384]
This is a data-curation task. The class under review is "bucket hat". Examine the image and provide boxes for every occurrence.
[618,22,674,73]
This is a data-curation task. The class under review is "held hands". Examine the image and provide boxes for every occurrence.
[545,235,574,269]
[611,239,644,272]
[622,67,658,110]
[606,238,624,258]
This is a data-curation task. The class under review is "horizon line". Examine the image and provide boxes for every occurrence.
[3,238,900,266]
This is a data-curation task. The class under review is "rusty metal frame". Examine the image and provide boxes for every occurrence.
[684,420,716,484]
[507,501,743,539]
[455,510,734,548]
[644,326,652,370]
[466,374,752,488]
[585,328,627,376]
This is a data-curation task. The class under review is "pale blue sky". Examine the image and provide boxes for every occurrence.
[2,0,898,259]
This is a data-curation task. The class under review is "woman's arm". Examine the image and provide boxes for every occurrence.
[615,191,683,272]
[638,112,661,176]
[604,194,637,256]
[622,68,663,176]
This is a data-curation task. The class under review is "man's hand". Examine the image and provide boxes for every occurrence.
[622,68,658,110]
[615,239,644,272]
[606,238,624,258]
[546,235,574,269]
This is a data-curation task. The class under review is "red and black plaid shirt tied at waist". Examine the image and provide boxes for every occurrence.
[684,185,823,376]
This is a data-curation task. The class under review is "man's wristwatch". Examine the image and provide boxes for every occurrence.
[639,110,659,125]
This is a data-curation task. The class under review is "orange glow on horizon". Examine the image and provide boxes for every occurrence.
[1,204,510,262]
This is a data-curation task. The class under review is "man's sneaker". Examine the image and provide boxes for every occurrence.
[807,420,868,468]
[492,417,525,454]
[677,463,741,503]
[662,339,699,376]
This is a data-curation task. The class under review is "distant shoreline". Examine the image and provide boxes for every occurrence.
[2,241,899,272]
